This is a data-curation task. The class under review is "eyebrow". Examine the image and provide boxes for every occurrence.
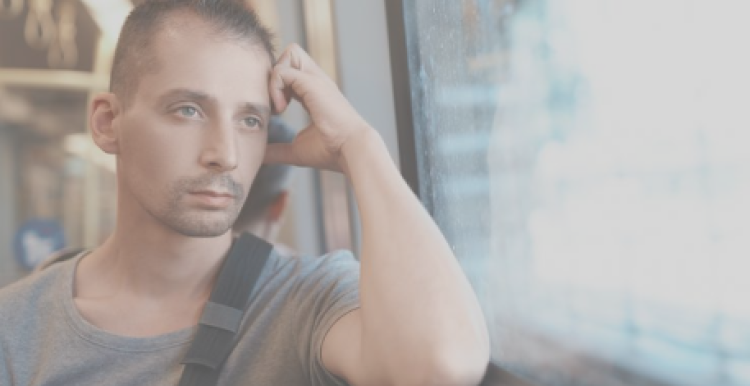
[158,88,213,105]
[157,88,271,119]
[238,103,271,121]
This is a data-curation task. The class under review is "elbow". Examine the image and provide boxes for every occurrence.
[431,349,491,386]
[398,345,491,386]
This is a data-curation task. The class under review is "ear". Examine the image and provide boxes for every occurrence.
[267,191,289,222]
[89,93,121,154]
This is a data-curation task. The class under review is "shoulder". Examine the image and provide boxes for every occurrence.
[291,249,359,270]
[252,250,360,305]
[264,250,360,283]
[0,259,71,332]
[33,247,85,273]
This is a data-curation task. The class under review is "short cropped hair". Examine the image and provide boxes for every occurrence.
[234,117,296,229]
[111,0,274,108]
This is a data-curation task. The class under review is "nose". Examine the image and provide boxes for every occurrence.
[198,120,238,172]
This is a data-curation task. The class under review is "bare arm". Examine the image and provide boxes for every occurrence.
[267,44,490,386]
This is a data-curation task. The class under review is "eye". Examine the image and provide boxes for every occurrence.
[177,106,199,118]
[242,116,262,129]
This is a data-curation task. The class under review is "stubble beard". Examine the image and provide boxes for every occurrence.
[159,174,246,238]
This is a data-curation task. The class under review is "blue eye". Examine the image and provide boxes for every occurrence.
[178,106,198,117]
[243,117,261,128]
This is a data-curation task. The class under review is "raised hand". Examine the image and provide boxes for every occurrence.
[267,44,373,173]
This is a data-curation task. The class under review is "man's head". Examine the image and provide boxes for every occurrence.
[111,0,274,109]
[90,0,277,238]
[233,117,296,239]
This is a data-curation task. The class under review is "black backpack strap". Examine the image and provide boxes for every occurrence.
[178,232,273,386]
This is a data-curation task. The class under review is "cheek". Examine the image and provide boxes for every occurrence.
[244,136,267,162]
[118,117,193,184]
[236,136,267,182]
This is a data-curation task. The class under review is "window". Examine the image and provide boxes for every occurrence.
[391,1,750,385]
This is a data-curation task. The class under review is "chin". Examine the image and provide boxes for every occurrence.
[163,214,236,238]
[173,226,230,238]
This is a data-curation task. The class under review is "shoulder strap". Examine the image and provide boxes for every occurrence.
[178,232,273,386]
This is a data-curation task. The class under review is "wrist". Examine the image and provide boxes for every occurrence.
[339,126,388,177]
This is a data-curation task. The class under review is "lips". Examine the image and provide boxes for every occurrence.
[192,190,234,198]
[189,190,235,208]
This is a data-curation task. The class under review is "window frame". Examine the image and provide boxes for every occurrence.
[382,0,426,205]
[383,1,536,385]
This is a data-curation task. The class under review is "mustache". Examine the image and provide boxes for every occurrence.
[172,174,245,199]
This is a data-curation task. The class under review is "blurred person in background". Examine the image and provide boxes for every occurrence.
[233,116,295,255]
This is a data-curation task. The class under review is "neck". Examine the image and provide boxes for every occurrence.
[77,205,233,302]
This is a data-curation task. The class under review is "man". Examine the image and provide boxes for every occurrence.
[0,1,489,385]
[232,116,295,251]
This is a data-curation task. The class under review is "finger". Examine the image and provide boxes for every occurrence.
[270,67,301,114]
[271,66,320,112]
[276,43,327,77]
[270,47,311,114]
[269,68,291,114]
[264,143,301,166]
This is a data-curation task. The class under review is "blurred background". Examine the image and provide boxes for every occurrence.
[1,1,749,386]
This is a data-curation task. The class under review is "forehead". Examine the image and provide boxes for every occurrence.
[138,12,271,104]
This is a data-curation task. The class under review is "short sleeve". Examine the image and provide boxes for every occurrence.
[0,343,9,386]
[291,251,360,386]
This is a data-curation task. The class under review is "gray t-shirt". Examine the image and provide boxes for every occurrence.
[0,250,360,385]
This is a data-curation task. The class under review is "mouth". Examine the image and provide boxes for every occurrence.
[188,190,235,208]
[191,190,234,198]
